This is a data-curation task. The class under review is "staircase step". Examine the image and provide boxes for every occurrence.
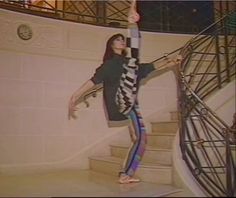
[152,121,178,134]
[89,156,173,184]
[147,133,176,149]
[110,143,172,165]
[163,189,194,197]
[87,171,182,197]
[0,169,183,197]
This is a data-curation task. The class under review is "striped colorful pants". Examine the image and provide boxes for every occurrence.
[119,101,147,177]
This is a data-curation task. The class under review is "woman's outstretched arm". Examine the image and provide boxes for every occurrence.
[68,79,95,120]
[152,54,182,71]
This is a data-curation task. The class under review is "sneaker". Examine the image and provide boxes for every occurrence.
[118,175,141,184]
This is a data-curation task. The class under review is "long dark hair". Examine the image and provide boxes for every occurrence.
[102,33,127,63]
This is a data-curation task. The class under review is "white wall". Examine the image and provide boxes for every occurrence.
[206,80,235,126]
[0,8,193,174]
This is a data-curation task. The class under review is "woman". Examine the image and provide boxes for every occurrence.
[68,0,182,184]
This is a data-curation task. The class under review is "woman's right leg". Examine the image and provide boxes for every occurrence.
[119,105,147,183]
[119,122,140,184]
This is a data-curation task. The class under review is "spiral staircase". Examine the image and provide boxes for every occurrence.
[84,11,236,197]
[0,1,235,197]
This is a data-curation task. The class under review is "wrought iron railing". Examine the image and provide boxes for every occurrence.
[0,0,222,34]
[177,11,236,197]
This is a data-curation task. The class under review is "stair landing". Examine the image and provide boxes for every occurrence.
[0,170,182,197]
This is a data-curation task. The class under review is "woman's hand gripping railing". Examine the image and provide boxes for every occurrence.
[150,47,184,76]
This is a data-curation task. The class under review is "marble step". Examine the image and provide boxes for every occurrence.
[89,156,173,184]
[110,143,172,165]
[163,189,194,197]
[147,133,176,149]
[151,121,179,134]
[86,171,183,197]
[0,169,183,197]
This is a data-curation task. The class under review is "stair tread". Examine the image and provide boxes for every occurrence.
[151,121,179,124]
[148,132,176,136]
[110,143,172,152]
[89,155,172,169]
[87,171,182,197]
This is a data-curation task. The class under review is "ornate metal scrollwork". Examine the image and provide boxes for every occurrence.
[194,167,202,175]
[190,72,195,78]
[200,108,208,116]
[195,138,205,149]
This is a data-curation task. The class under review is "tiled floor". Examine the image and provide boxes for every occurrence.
[0,170,181,197]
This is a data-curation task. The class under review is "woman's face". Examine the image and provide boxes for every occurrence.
[112,36,126,51]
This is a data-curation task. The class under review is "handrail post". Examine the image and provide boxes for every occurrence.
[223,18,231,83]
[215,2,223,88]
[62,0,65,19]
[179,75,187,159]
[96,0,106,25]
[55,0,58,16]
[225,129,233,197]
[215,34,222,89]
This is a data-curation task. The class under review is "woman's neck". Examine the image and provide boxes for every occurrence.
[113,49,122,55]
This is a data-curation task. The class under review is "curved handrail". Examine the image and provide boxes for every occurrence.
[180,76,233,131]
[74,84,103,108]
[180,14,228,51]
[180,10,236,54]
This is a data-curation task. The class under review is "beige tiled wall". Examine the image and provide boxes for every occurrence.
[0,8,192,173]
